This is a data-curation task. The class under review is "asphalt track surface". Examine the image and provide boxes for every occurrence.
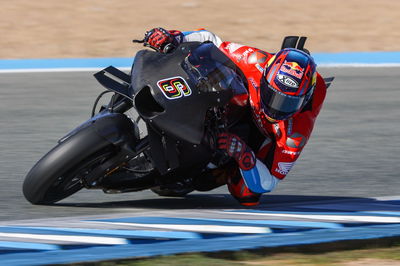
[0,67,399,222]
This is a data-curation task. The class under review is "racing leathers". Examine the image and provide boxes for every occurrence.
[149,29,327,205]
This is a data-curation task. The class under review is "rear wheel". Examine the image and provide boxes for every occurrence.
[23,127,118,205]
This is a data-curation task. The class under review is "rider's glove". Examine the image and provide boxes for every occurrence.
[217,133,256,171]
[144,28,183,53]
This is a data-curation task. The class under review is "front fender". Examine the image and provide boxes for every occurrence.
[59,112,139,149]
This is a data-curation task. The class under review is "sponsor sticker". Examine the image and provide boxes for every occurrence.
[277,74,299,88]
[248,51,268,64]
[237,48,254,62]
[275,162,295,175]
[273,123,281,137]
[226,43,245,53]
[286,132,307,148]
[280,60,304,79]
[287,118,293,135]
[248,77,259,90]
[156,76,191,100]
[282,150,301,156]
[255,63,264,73]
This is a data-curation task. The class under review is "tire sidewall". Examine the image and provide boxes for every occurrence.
[22,126,112,204]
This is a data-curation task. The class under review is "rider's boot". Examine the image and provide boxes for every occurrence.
[227,170,261,206]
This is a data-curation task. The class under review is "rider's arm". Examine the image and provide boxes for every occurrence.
[182,29,223,47]
[239,159,281,193]
[143,28,223,53]
[242,116,313,194]
[253,74,327,187]
[218,133,280,194]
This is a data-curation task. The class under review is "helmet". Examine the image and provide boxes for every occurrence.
[260,48,317,121]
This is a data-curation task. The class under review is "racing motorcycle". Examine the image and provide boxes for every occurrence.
[22,42,249,205]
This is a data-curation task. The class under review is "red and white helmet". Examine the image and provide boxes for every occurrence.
[259,48,317,121]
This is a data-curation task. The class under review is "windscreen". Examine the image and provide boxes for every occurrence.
[182,43,246,95]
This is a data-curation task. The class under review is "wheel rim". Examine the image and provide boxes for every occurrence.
[46,149,115,201]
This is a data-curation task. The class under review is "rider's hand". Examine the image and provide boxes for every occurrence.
[217,133,256,171]
[144,28,182,53]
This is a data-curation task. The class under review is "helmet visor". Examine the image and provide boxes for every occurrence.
[260,78,306,120]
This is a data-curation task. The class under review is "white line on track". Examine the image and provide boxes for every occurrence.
[0,67,131,73]
[224,212,400,223]
[0,232,128,245]
[317,63,400,68]
[90,222,272,234]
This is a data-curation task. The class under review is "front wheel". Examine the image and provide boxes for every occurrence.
[23,126,118,205]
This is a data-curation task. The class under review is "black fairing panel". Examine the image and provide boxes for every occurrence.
[130,42,233,144]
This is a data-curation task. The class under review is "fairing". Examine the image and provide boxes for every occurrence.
[130,42,243,144]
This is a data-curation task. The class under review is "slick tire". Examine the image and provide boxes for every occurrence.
[23,126,116,205]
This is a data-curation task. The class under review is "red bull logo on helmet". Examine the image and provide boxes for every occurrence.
[280,60,304,79]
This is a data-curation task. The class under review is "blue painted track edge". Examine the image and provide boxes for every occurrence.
[0,51,400,70]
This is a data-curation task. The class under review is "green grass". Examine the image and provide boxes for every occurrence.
[76,238,400,266]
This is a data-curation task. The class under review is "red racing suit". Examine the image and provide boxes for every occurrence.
[181,29,327,194]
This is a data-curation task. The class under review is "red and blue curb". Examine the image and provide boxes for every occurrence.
[0,196,399,265]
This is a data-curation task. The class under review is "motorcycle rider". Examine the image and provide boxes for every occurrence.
[142,28,327,206]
